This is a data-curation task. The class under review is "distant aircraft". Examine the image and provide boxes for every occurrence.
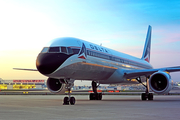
[14,26,180,105]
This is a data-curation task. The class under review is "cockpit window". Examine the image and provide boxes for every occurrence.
[41,47,49,53]
[61,47,67,53]
[49,47,60,52]
[41,46,74,54]
[67,47,73,54]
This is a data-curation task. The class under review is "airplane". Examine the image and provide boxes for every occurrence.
[14,25,180,105]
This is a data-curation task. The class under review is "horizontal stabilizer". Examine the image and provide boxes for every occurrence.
[13,68,38,71]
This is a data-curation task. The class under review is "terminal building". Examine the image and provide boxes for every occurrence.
[0,78,46,90]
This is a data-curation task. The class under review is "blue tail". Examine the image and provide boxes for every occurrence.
[141,25,152,63]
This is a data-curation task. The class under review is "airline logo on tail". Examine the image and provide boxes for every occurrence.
[144,38,151,62]
[141,25,151,63]
[78,43,87,59]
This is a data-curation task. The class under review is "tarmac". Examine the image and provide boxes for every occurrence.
[0,89,180,95]
[0,95,180,120]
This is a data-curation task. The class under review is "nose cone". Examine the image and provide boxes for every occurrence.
[36,53,70,75]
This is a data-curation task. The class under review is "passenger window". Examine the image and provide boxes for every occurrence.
[41,47,49,53]
[67,47,73,54]
[61,47,67,53]
[49,47,60,52]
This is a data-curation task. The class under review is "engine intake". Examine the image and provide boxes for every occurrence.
[149,71,172,94]
[47,78,67,94]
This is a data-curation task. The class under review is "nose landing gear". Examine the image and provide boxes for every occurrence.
[63,89,76,105]
[63,79,76,105]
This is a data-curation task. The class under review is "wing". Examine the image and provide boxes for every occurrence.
[13,68,38,71]
[124,66,180,79]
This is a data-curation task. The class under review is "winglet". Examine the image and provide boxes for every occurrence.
[141,25,152,63]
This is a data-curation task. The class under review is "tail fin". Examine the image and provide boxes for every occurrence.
[141,25,152,63]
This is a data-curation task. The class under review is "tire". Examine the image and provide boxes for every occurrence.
[148,93,153,100]
[95,93,99,100]
[90,93,96,100]
[141,93,147,100]
[70,97,76,105]
[63,97,69,105]
[90,93,102,100]
[90,93,93,100]
[98,93,102,100]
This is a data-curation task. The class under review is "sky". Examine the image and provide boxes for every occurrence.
[0,0,180,85]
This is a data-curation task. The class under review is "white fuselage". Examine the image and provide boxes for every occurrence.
[36,37,153,84]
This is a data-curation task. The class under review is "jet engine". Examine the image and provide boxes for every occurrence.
[149,71,172,94]
[47,78,67,94]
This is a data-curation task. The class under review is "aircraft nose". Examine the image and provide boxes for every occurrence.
[36,53,68,75]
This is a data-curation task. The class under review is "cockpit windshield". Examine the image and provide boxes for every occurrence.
[67,47,73,54]
[49,47,60,52]
[41,46,73,55]
[41,47,49,53]
[61,47,67,53]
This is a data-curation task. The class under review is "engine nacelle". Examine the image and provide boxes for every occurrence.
[47,78,67,94]
[149,71,172,94]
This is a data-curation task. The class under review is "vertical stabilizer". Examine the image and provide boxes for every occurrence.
[141,25,152,63]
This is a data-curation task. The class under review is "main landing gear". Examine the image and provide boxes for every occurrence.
[89,81,102,100]
[136,77,153,101]
[63,79,76,105]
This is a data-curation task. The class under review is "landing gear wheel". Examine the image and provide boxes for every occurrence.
[63,97,69,105]
[141,93,153,101]
[89,93,96,100]
[98,93,102,100]
[141,93,147,100]
[89,93,102,100]
[90,93,94,100]
[70,97,76,105]
[148,93,153,100]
